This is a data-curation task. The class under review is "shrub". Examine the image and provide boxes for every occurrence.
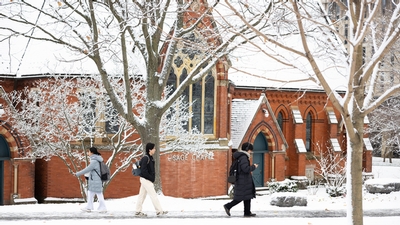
[268,179,298,194]
[325,185,346,197]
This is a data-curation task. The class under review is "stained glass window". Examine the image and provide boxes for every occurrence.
[167,31,215,135]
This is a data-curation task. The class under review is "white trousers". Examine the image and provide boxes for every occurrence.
[135,177,163,213]
[85,190,107,211]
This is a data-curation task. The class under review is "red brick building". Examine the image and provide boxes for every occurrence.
[0,70,373,205]
[0,1,373,205]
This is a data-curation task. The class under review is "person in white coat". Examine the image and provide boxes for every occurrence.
[75,147,107,212]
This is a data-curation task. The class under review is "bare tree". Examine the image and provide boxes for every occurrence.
[364,3,400,164]
[1,75,207,199]
[367,96,400,163]
[313,142,347,197]
[222,0,400,224]
[0,0,269,191]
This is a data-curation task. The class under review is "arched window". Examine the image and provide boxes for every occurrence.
[166,31,216,135]
[203,73,214,134]
[306,112,312,152]
[277,111,283,133]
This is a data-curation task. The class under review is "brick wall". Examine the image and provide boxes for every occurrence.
[161,150,228,198]
[1,159,35,204]
[15,159,35,199]
[2,160,12,205]
[37,153,141,199]
[35,148,228,200]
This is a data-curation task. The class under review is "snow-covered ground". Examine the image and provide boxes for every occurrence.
[1,157,400,225]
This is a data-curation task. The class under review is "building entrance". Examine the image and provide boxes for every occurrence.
[252,133,269,187]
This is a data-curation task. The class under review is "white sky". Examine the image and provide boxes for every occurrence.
[1,157,400,225]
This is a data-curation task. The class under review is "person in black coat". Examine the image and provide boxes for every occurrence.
[135,142,168,217]
[224,142,258,217]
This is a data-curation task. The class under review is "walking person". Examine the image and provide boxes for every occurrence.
[224,142,258,217]
[135,142,168,217]
[75,147,107,213]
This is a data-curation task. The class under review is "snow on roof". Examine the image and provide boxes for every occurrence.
[230,97,263,149]
[1,0,348,94]
[295,139,307,153]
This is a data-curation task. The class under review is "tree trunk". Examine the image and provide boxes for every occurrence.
[347,132,364,225]
[346,96,365,225]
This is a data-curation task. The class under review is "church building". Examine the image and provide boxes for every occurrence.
[0,1,373,205]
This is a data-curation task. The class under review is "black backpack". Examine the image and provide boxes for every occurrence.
[132,155,149,176]
[227,159,240,184]
[95,161,110,181]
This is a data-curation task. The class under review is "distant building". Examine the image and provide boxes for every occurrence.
[320,0,400,96]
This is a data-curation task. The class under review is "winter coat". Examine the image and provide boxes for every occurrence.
[76,154,104,193]
[139,154,155,183]
[233,150,256,201]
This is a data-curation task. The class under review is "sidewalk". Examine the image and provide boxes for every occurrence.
[2,208,400,221]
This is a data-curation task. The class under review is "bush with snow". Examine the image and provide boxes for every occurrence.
[325,185,346,197]
[268,179,298,194]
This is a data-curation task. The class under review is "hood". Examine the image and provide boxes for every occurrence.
[233,150,249,160]
[90,154,104,162]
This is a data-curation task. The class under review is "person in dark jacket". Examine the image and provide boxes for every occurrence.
[223,142,258,217]
[135,142,167,217]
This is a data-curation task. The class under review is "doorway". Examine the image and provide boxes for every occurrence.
[252,132,269,187]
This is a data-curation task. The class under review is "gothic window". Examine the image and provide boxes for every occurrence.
[192,74,202,131]
[277,111,283,133]
[167,69,215,134]
[306,112,312,152]
[180,69,189,131]
[166,31,216,135]
[204,72,214,134]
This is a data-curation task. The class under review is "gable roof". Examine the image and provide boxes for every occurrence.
[231,98,260,149]
[231,94,288,150]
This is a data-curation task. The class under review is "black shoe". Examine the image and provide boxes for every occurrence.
[244,213,256,217]
[223,204,231,216]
